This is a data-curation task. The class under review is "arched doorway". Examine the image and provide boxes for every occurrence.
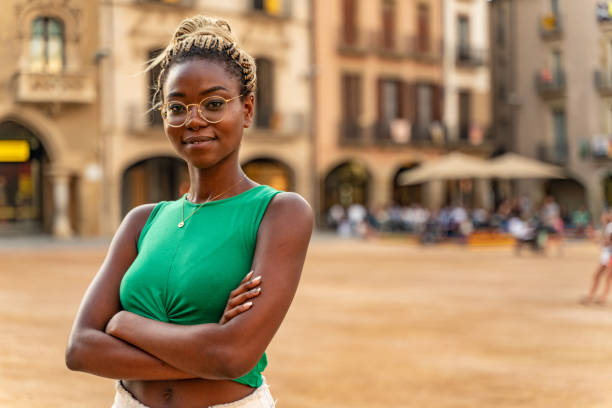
[545,178,586,217]
[121,157,187,217]
[323,161,370,217]
[0,121,48,233]
[392,164,423,206]
[242,157,293,191]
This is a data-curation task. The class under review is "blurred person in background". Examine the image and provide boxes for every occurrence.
[581,209,612,305]
[66,15,312,408]
[571,205,590,238]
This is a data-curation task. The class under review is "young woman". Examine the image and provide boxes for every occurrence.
[65,15,313,408]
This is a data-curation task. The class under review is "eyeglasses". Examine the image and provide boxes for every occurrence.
[159,95,242,127]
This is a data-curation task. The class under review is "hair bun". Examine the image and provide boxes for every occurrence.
[172,15,236,45]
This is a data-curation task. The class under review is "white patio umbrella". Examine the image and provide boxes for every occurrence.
[489,153,565,179]
[398,152,492,185]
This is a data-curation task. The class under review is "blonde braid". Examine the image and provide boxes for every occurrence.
[148,15,257,111]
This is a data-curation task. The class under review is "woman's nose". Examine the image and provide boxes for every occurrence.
[185,105,208,128]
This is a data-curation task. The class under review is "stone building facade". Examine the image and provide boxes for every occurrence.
[490,0,612,219]
[313,0,491,222]
[0,0,100,237]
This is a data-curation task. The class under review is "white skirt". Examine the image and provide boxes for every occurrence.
[111,379,275,408]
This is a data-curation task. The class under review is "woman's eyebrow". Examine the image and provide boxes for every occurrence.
[166,86,229,99]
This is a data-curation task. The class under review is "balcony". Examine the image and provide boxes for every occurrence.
[594,70,612,96]
[456,46,486,67]
[539,14,562,40]
[249,111,307,139]
[405,36,443,63]
[597,2,612,24]
[337,28,370,56]
[537,142,568,165]
[339,121,369,146]
[370,31,406,59]
[14,71,95,104]
[534,69,565,99]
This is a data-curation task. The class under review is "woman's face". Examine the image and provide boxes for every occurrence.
[162,58,253,169]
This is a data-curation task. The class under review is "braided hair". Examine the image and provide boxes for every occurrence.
[149,15,257,110]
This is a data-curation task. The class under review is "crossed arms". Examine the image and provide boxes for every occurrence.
[65,192,313,381]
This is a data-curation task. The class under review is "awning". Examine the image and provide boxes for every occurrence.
[398,152,492,185]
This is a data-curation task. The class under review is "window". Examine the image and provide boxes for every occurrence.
[148,48,164,126]
[457,15,470,57]
[29,17,64,73]
[551,49,563,81]
[552,109,568,161]
[551,0,559,16]
[255,58,274,128]
[496,6,506,47]
[381,0,395,50]
[342,74,361,120]
[381,80,400,123]
[416,84,432,127]
[458,90,472,140]
[417,4,430,53]
[342,0,357,45]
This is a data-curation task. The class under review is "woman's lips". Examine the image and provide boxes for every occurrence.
[183,136,216,145]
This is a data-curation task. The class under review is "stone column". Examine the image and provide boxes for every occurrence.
[50,171,73,238]
[425,180,445,210]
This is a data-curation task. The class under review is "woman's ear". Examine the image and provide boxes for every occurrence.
[242,94,254,128]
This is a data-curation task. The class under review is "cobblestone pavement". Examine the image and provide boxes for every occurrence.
[1,237,612,408]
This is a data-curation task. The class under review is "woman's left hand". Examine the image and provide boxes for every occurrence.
[219,271,262,325]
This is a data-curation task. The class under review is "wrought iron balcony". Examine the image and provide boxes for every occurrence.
[594,70,612,96]
[339,121,369,146]
[456,46,486,67]
[337,28,370,56]
[537,142,568,165]
[370,31,406,59]
[14,71,96,104]
[534,69,565,99]
[405,36,443,63]
[539,14,562,40]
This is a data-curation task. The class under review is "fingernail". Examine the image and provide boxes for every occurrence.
[247,271,254,279]
[255,287,261,293]
[253,276,262,282]
[245,302,253,308]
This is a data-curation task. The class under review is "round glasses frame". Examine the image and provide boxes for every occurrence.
[159,94,243,127]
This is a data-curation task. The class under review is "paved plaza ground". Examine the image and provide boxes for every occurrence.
[2,236,612,407]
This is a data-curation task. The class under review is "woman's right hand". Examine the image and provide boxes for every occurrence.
[219,271,262,325]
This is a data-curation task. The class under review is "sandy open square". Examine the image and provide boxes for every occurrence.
[1,236,612,408]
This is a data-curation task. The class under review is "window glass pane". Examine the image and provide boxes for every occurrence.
[29,19,46,72]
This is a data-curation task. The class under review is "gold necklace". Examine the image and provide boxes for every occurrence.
[178,177,245,228]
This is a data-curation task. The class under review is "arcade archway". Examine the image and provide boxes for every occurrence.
[242,157,294,191]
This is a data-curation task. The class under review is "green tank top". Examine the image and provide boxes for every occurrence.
[120,185,282,387]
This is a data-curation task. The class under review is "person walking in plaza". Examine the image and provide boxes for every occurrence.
[65,15,313,408]
[581,209,612,305]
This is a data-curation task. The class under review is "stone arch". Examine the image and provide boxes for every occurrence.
[391,162,423,206]
[322,160,371,224]
[120,155,188,217]
[545,177,587,216]
[0,106,68,168]
[241,156,294,191]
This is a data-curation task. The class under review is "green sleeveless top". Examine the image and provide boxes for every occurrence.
[120,185,282,387]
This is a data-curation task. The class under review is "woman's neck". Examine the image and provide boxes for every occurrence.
[186,161,251,203]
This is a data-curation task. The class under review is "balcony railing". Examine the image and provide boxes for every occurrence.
[539,13,562,40]
[370,32,405,59]
[537,142,568,165]
[339,120,492,149]
[534,69,566,99]
[594,70,612,96]
[14,71,96,104]
[456,46,486,67]
[405,36,443,63]
[251,111,307,136]
[337,28,370,56]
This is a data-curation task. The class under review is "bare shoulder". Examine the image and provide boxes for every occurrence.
[265,192,313,229]
[117,203,159,243]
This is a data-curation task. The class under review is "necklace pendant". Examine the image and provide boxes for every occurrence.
[178,221,185,228]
